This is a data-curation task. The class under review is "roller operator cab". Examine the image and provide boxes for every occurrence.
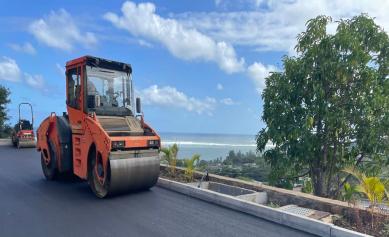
[36,56,161,198]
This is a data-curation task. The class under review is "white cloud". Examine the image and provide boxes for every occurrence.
[137,85,217,115]
[215,0,222,6]
[104,1,245,74]
[24,73,45,90]
[0,56,48,93]
[220,97,237,105]
[9,42,36,55]
[29,9,97,51]
[247,62,277,91]
[138,39,153,48]
[176,0,389,53]
[216,83,223,90]
[215,0,263,10]
[0,57,21,82]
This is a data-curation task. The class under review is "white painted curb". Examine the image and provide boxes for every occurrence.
[157,178,371,237]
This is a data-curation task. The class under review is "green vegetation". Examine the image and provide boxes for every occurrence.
[257,14,389,198]
[301,178,313,194]
[343,166,387,207]
[161,144,179,176]
[195,150,271,182]
[169,149,271,183]
[0,85,11,138]
[342,182,358,206]
[343,166,388,229]
[267,202,280,208]
[184,154,200,182]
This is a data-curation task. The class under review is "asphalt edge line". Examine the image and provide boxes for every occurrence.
[157,178,371,237]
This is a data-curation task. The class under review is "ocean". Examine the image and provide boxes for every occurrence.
[160,132,257,161]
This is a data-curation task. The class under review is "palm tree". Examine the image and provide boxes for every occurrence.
[343,166,387,228]
[342,182,358,206]
[184,154,200,182]
[161,144,179,176]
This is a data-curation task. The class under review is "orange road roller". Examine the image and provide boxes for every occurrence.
[12,102,36,148]
[36,56,161,198]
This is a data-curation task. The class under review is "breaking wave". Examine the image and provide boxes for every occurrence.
[161,140,256,147]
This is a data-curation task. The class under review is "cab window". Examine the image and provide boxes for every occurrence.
[67,67,81,109]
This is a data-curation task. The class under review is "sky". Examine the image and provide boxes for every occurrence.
[0,0,388,135]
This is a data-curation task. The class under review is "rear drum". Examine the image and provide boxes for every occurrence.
[41,141,57,180]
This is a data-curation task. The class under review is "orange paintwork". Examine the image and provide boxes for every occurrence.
[17,130,34,139]
[36,114,64,170]
[36,56,160,180]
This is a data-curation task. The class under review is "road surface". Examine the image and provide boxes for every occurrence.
[0,145,318,237]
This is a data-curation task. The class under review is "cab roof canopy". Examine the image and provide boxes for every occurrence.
[66,55,132,73]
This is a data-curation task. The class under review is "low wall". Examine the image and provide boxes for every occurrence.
[160,164,388,225]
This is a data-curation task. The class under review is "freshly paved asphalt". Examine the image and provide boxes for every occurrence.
[0,145,318,237]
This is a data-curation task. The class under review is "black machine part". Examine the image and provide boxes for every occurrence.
[55,116,73,173]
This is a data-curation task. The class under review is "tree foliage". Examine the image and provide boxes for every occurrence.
[0,85,11,138]
[342,182,358,206]
[257,14,389,197]
[223,150,257,166]
[195,150,271,182]
[161,144,179,176]
[184,154,200,182]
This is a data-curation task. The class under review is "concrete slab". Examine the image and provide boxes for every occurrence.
[237,192,268,205]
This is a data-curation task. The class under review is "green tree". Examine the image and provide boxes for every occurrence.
[257,14,389,197]
[0,85,11,138]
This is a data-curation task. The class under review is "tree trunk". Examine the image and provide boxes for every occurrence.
[311,160,329,197]
[312,119,330,197]
[312,167,326,197]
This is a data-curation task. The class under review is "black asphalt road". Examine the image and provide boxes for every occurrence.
[0,145,318,237]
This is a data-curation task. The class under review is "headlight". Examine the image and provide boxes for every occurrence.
[148,140,160,147]
[112,141,125,149]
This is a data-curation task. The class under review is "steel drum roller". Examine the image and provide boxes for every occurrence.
[108,152,160,195]
[18,140,36,148]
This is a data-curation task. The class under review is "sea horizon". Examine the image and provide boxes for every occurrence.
[159,131,257,161]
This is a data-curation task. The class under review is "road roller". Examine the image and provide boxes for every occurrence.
[36,56,161,198]
[12,102,36,148]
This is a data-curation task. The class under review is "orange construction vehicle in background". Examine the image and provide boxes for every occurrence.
[12,102,36,148]
[36,56,160,198]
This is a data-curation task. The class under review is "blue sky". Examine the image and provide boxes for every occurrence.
[0,0,387,135]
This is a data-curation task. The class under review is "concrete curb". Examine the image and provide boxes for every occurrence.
[157,178,371,237]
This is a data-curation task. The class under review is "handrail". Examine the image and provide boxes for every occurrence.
[18,102,34,130]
